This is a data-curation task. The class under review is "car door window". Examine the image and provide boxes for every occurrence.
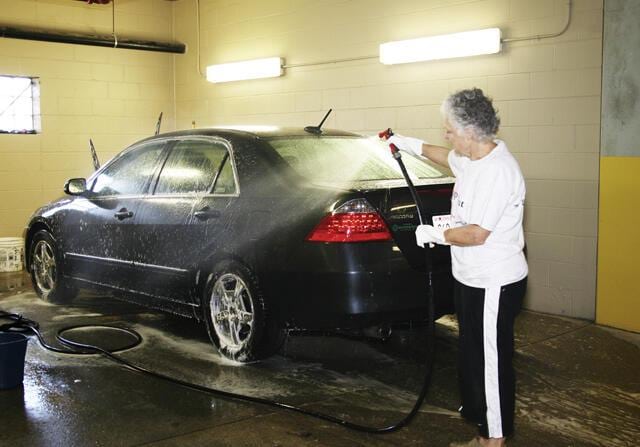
[154,139,231,195]
[91,143,165,197]
[212,155,237,194]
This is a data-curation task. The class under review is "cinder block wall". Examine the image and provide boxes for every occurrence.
[0,0,175,238]
[174,0,603,320]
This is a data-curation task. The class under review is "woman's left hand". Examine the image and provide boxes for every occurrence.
[415,225,450,247]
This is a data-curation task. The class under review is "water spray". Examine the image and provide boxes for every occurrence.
[1,127,439,435]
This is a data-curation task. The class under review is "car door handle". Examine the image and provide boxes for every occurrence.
[194,208,221,220]
[114,209,134,220]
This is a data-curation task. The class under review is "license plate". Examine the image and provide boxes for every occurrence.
[432,214,452,230]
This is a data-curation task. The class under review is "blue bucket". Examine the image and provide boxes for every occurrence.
[0,332,28,389]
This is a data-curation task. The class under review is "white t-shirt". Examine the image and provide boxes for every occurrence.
[447,140,528,288]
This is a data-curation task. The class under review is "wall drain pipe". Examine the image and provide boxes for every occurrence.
[0,25,186,54]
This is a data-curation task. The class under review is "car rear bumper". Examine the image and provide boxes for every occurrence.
[263,266,453,329]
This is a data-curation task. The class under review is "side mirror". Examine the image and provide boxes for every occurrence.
[64,178,87,196]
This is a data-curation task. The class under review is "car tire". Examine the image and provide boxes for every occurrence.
[202,260,284,363]
[29,230,77,303]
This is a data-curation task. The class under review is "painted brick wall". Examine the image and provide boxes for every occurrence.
[0,0,176,238]
[174,0,603,319]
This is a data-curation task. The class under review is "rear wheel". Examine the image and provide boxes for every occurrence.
[29,230,77,303]
[202,260,283,362]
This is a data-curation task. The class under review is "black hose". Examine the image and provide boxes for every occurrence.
[1,306,435,434]
[0,310,76,355]
[386,138,438,428]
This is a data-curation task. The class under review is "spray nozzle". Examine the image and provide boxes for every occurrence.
[378,128,394,139]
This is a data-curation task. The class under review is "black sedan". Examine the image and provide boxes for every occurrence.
[24,126,455,362]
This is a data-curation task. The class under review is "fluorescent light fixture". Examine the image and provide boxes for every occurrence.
[379,28,501,65]
[206,57,283,83]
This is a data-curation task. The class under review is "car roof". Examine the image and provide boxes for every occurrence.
[140,126,362,143]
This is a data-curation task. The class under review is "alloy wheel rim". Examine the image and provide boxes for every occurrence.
[32,240,57,294]
[210,273,255,351]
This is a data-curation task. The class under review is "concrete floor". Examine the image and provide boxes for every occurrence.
[0,270,639,447]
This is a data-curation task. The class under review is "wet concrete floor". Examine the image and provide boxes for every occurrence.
[0,270,639,446]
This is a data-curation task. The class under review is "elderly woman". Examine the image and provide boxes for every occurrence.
[385,88,528,447]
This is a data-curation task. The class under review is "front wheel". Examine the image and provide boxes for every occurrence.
[29,230,77,303]
[202,260,283,363]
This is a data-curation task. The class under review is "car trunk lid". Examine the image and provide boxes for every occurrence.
[356,181,454,270]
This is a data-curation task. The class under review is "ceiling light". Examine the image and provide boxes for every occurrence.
[379,28,501,65]
[206,57,283,83]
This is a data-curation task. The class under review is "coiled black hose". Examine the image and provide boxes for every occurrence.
[0,304,434,433]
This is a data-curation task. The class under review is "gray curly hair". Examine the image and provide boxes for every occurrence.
[440,88,500,141]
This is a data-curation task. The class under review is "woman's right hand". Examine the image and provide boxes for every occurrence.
[384,134,425,158]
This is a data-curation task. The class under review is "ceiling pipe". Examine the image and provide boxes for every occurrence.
[0,25,186,54]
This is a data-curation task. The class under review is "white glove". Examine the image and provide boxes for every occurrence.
[415,224,450,247]
[386,134,424,157]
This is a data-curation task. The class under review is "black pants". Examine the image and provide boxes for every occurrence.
[454,277,527,438]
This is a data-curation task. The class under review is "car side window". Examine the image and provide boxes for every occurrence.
[91,143,165,197]
[212,155,237,195]
[154,139,231,195]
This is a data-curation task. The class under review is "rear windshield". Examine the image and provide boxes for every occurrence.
[267,136,452,185]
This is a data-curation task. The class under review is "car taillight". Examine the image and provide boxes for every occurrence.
[306,199,392,243]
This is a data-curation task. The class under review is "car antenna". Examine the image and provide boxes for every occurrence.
[89,138,100,171]
[304,108,332,134]
[154,112,163,135]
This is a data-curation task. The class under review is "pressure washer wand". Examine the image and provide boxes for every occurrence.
[379,128,433,232]
[387,143,433,253]
[388,147,425,226]
[382,127,435,272]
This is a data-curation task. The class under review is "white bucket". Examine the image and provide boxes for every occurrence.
[0,238,24,272]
